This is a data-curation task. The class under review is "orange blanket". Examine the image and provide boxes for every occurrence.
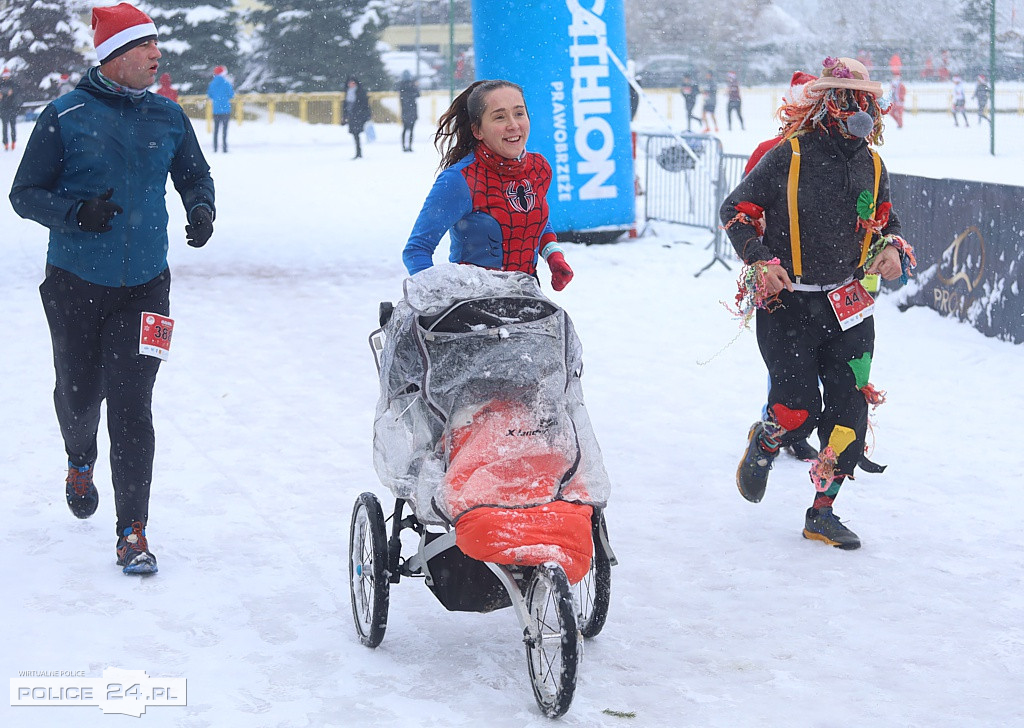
[444,400,593,583]
[456,501,593,585]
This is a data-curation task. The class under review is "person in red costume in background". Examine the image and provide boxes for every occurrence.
[888,74,906,129]
[403,79,573,292]
[742,70,819,462]
[745,71,818,176]
[155,72,177,102]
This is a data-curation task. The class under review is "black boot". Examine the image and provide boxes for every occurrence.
[736,422,778,503]
[803,507,861,549]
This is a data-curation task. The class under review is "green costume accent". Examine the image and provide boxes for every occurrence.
[823,479,843,497]
[847,352,872,390]
[856,189,875,220]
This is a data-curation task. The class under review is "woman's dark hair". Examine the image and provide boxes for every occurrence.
[434,79,526,170]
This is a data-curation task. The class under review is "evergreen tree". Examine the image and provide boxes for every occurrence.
[137,1,239,94]
[956,0,1020,78]
[957,0,990,50]
[0,0,88,95]
[386,0,470,25]
[248,1,389,93]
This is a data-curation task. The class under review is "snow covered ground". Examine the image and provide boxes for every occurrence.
[1,90,1022,728]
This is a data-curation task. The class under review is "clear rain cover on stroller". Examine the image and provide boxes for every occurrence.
[372,264,611,530]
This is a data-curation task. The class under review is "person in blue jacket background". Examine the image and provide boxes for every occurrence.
[9,2,215,575]
[403,79,573,291]
[207,64,234,152]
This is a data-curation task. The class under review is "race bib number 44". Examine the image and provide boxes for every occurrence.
[139,313,174,360]
[828,280,875,331]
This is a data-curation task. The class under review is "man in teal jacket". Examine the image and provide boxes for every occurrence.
[9,2,215,575]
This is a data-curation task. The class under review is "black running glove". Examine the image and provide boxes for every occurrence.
[185,206,214,248]
[76,188,123,233]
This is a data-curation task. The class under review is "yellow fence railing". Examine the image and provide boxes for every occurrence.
[177,90,460,131]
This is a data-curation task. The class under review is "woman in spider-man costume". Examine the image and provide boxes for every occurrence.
[403,79,574,291]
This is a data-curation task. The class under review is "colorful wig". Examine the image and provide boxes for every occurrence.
[776,86,887,147]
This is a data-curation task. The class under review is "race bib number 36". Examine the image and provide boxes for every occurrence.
[140,313,174,360]
[828,280,875,331]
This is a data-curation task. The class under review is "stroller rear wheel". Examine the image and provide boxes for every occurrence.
[577,510,612,638]
[349,492,390,647]
[524,562,579,718]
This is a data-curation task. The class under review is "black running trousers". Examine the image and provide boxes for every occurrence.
[39,265,170,536]
[755,289,874,479]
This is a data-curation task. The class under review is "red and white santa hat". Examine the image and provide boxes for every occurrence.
[213,66,226,76]
[784,70,817,104]
[92,3,158,65]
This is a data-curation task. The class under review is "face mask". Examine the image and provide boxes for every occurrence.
[845,110,874,138]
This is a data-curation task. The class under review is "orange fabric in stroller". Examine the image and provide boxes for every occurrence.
[444,400,594,584]
[456,501,594,585]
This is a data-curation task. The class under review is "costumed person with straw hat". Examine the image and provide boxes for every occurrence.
[719,56,916,549]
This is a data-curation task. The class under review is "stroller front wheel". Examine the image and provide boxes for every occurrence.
[524,562,579,718]
[349,492,390,647]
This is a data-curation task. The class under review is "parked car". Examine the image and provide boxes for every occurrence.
[635,55,694,89]
[380,50,444,90]
[20,101,49,122]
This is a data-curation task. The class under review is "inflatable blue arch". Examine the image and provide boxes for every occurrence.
[472,1,635,242]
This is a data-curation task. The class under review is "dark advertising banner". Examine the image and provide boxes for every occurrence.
[888,173,1024,344]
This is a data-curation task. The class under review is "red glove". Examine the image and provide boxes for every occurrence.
[546,251,574,291]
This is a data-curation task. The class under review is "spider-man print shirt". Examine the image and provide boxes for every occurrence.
[404,144,557,275]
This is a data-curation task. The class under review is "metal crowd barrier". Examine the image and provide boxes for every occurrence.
[712,152,751,273]
[637,132,751,276]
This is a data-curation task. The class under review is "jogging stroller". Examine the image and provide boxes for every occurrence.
[349,263,615,718]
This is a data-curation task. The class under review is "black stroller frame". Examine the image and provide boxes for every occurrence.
[350,489,614,718]
[349,280,616,718]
